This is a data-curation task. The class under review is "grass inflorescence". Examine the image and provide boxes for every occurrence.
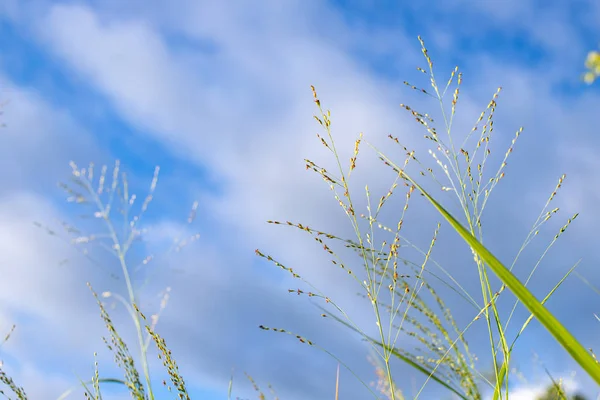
[257,37,594,400]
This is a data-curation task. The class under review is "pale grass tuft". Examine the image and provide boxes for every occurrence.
[21,161,199,399]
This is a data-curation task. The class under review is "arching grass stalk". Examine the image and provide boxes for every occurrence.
[258,80,476,399]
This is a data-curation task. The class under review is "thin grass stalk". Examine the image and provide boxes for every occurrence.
[72,162,155,399]
[310,86,400,399]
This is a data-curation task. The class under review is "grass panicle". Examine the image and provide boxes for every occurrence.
[14,161,198,400]
[90,283,147,399]
[258,36,591,400]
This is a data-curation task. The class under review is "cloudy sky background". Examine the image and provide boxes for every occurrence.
[1,0,600,399]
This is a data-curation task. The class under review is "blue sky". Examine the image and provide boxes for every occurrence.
[1,1,600,399]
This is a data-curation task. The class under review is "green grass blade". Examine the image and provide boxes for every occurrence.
[399,170,600,386]
[492,260,581,400]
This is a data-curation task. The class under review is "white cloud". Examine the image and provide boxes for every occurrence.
[0,76,117,397]
[0,75,106,194]
[484,376,580,400]
[34,0,426,314]
[0,191,119,396]
[28,5,429,397]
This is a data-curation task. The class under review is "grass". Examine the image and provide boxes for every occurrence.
[256,37,594,399]
[1,160,197,399]
[0,36,597,399]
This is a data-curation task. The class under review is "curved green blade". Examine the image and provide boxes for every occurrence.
[401,171,600,386]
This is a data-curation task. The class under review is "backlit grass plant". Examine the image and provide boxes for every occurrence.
[256,37,593,399]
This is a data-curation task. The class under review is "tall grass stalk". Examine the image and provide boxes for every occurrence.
[258,37,591,399]
[54,160,197,399]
